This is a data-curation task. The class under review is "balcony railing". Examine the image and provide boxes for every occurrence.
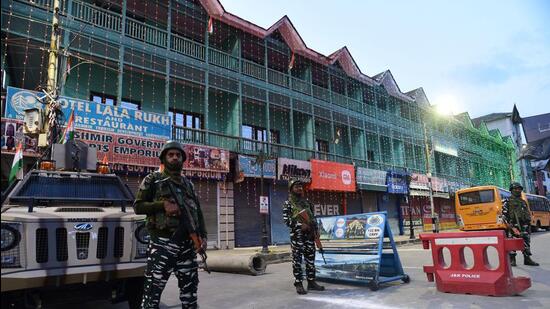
[125,19,167,48]
[209,48,239,72]
[268,69,289,88]
[208,131,240,152]
[241,59,266,81]
[348,98,363,114]
[171,34,205,61]
[173,126,206,145]
[331,92,348,108]
[291,77,312,95]
[71,0,122,32]
[312,84,330,102]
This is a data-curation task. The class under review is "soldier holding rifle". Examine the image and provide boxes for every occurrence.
[283,179,326,295]
[134,140,208,308]
[503,182,539,266]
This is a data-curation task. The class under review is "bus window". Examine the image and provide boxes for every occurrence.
[458,190,495,206]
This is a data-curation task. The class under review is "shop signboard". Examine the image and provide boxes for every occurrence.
[237,155,276,179]
[431,176,449,193]
[309,159,356,192]
[183,144,230,179]
[356,167,386,186]
[386,170,409,194]
[410,173,429,190]
[277,158,311,182]
[5,86,171,139]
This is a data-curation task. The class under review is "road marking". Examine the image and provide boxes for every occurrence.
[304,296,405,309]
[434,236,498,245]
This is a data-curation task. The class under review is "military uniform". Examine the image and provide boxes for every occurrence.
[282,180,325,294]
[134,141,207,308]
[502,182,538,266]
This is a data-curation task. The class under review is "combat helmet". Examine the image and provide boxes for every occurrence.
[159,140,186,163]
[509,182,523,191]
[288,179,305,192]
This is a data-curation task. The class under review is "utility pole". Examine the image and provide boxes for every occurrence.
[44,0,62,156]
[254,149,271,253]
[423,122,438,233]
[404,169,414,239]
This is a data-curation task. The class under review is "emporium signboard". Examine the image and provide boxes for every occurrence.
[182,144,230,179]
[309,159,356,192]
[5,86,171,139]
[277,158,311,182]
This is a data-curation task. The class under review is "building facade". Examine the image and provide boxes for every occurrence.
[1,0,519,245]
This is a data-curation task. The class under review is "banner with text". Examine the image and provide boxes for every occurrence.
[310,159,356,192]
[277,158,311,182]
[5,86,171,139]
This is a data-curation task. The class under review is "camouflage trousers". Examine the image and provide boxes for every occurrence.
[507,224,532,257]
[290,229,316,283]
[141,236,199,309]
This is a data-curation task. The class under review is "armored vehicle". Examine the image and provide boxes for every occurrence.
[1,169,147,308]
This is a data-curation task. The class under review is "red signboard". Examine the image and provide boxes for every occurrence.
[309,159,356,192]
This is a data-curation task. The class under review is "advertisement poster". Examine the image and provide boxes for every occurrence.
[309,159,356,192]
[1,118,39,156]
[5,86,171,139]
[183,144,230,179]
[237,155,276,179]
[386,170,409,194]
[277,158,311,182]
[315,213,387,282]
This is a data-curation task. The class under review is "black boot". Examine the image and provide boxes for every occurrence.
[307,280,325,291]
[510,255,517,267]
[524,255,539,266]
[294,282,307,295]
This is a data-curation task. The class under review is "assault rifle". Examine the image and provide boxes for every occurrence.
[159,177,210,274]
[297,209,327,264]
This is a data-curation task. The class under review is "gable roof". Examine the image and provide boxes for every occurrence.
[372,70,414,102]
[471,113,511,127]
[198,0,416,102]
[405,88,430,108]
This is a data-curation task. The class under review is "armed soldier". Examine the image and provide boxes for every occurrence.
[134,140,208,308]
[503,182,539,266]
[282,179,326,294]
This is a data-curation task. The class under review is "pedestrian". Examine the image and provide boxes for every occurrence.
[134,140,208,308]
[282,179,326,294]
[503,182,539,266]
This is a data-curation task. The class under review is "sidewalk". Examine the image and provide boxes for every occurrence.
[209,229,461,265]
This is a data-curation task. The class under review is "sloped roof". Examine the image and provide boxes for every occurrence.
[471,113,511,127]
[372,70,413,102]
[405,88,430,108]
[199,0,416,102]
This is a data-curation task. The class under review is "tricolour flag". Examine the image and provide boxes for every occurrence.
[288,52,295,70]
[9,142,24,183]
[59,109,75,144]
[207,17,214,34]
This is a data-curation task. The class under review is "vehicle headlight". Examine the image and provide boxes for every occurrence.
[1,224,21,251]
[135,224,150,244]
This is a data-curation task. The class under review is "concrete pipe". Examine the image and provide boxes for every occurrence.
[205,253,267,276]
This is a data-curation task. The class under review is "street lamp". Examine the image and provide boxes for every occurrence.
[252,149,273,254]
[423,122,438,234]
[404,171,414,239]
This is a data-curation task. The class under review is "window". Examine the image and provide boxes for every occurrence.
[316,139,329,153]
[241,124,278,151]
[120,98,141,110]
[169,110,203,129]
[458,190,495,206]
[90,92,116,106]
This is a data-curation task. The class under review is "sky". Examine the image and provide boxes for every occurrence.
[221,0,550,118]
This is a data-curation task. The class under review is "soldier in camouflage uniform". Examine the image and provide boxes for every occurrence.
[502,182,539,266]
[282,179,325,294]
[134,140,208,308]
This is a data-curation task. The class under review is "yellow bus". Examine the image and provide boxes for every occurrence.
[525,193,550,231]
[456,185,550,232]
[455,186,510,231]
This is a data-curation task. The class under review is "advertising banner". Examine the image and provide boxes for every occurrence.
[386,170,409,194]
[1,118,40,156]
[431,176,449,193]
[5,86,171,139]
[182,144,230,180]
[356,167,386,186]
[237,155,276,179]
[309,159,356,192]
[277,158,311,182]
[410,173,429,190]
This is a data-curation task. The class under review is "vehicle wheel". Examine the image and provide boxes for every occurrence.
[126,278,144,309]
[402,274,410,283]
[368,281,380,291]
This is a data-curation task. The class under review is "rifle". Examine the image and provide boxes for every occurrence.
[159,177,210,274]
[297,209,327,264]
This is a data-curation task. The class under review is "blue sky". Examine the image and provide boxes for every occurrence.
[222,0,550,118]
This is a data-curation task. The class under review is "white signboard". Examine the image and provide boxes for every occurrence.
[259,196,269,214]
[277,158,311,182]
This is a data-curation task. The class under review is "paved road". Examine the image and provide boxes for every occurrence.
[87,231,549,309]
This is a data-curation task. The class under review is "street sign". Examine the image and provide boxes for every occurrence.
[259,196,269,214]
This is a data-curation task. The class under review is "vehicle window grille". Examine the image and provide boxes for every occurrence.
[36,228,48,263]
[55,208,104,212]
[97,227,108,259]
[56,228,68,261]
[114,227,124,258]
[76,232,90,260]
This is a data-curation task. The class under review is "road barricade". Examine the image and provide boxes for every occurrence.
[420,230,531,296]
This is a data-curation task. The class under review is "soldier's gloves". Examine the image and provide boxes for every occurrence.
[163,199,180,217]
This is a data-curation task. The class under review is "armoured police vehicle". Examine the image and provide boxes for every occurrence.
[1,163,147,308]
